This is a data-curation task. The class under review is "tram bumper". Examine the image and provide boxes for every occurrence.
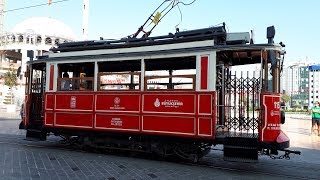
[260,130,290,150]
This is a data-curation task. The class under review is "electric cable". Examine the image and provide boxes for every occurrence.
[3,0,72,13]
[178,0,196,6]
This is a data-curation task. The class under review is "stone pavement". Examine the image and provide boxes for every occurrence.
[0,114,319,179]
[0,108,20,120]
[283,114,320,149]
[1,139,288,180]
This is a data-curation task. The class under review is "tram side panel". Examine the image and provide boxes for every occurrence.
[43,91,216,139]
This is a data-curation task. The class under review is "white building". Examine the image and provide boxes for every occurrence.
[0,17,76,106]
[309,65,320,107]
[282,62,309,109]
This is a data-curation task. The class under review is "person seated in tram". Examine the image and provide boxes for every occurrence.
[61,72,72,91]
[80,73,88,90]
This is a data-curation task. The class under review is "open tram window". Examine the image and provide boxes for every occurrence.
[57,62,94,91]
[98,60,141,91]
[144,56,196,91]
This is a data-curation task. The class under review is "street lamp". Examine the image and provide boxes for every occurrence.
[290,67,293,108]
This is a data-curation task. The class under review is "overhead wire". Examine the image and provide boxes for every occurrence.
[178,0,196,6]
[174,4,182,30]
[174,0,197,31]
[3,0,72,13]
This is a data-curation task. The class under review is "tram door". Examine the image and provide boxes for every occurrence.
[216,63,261,137]
[27,63,46,130]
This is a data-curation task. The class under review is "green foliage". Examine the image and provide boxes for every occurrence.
[4,65,17,88]
[3,65,17,104]
[284,109,308,113]
[281,93,291,103]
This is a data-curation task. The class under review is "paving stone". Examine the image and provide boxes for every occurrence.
[0,118,320,179]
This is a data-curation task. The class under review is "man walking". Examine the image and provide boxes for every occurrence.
[311,101,320,136]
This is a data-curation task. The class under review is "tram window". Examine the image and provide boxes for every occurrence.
[30,64,46,93]
[57,62,94,91]
[144,56,196,91]
[98,60,141,91]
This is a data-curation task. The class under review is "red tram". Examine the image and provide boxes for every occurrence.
[19,24,299,161]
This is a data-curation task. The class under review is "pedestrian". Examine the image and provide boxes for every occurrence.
[20,103,24,119]
[311,101,320,136]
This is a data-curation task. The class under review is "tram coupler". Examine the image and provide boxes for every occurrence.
[269,149,301,160]
[282,149,301,155]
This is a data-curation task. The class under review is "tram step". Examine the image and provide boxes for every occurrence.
[223,137,258,161]
[223,145,257,150]
[223,156,258,163]
[26,129,47,141]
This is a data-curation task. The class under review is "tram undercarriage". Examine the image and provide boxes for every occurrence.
[34,128,212,162]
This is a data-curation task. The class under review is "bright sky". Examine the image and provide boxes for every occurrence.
[4,0,320,63]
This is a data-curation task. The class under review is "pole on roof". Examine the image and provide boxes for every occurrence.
[82,0,89,40]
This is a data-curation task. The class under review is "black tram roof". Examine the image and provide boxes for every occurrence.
[50,25,227,53]
[30,25,282,66]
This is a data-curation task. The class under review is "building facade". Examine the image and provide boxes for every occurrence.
[0,17,76,107]
[309,65,320,107]
[282,62,310,109]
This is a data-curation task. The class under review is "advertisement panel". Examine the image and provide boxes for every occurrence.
[95,114,140,131]
[143,94,195,114]
[96,94,140,112]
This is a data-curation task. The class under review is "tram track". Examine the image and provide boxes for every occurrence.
[0,134,315,180]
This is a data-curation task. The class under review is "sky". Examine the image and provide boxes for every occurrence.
[4,0,320,64]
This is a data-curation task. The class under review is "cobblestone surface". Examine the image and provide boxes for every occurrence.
[0,108,20,120]
[0,114,319,179]
[0,137,283,180]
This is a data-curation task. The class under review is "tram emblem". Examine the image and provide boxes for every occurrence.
[154,98,183,108]
[70,96,76,108]
[154,98,160,107]
[114,97,120,105]
[110,97,124,110]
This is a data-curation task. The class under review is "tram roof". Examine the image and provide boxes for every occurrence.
[29,25,282,65]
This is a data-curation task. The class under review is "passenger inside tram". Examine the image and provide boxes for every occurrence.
[61,72,71,91]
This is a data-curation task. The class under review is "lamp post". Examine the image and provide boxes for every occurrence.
[290,67,293,108]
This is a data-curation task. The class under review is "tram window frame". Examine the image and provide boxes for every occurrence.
[98,60,141,91]
[57,62,94,91]
[144,56,196,91]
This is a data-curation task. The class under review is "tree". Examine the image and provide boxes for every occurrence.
[281,93,291,105]
[4,65,17,104]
